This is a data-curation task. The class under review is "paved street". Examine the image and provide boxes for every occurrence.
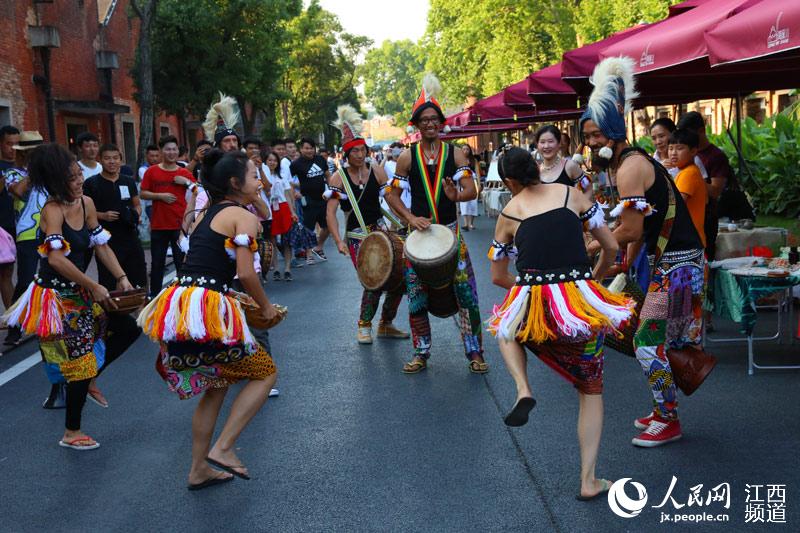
[1,216,798,532]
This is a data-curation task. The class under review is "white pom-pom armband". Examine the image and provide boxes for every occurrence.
[37,234,71,258]
[224,234,258,260]
[89,226,112,247]
[379,183,392,198]
[452,165,474,183]
[390,174,410,191]
[579,202,606,230]
[323,186,348,201]
[487,239,518,262]
[609,196,655,218]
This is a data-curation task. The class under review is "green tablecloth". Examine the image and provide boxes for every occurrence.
[708,269,800,334]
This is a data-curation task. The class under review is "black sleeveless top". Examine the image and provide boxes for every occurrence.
[181,203,242,285]
[621,148,702,255]
[338,165,382,231]
[38,200,91,286]
[408,142,457,224]
[508,188,592,273]
[541,159,574,187]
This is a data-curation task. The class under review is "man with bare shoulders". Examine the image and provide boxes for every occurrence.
[385,75,486,375]
[582,58,705,448]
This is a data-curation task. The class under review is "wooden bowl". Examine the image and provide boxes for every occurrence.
[101,288,147,314]
[229,291,287,329]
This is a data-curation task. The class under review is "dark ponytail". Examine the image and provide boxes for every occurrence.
[498,147,539,186]
[201,148,249,203]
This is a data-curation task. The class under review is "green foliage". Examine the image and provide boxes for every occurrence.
[149,0,301,137]
[421,0,576,106]
[709,116,800,218]
[359,40,425,124]
[634,136,655,154]
[280,0,372,142]
[572,0,681,45]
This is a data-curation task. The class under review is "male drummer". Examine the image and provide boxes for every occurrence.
[385,74,487,374]
[326,105,409,345]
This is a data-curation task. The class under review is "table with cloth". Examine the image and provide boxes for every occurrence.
[715,226,787,259]
[482,189,511,218]
[706,257,800,374]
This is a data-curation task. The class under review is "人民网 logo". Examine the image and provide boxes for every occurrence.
[608,478,649,518]
[767,12,790,49]
[640,43,655,67]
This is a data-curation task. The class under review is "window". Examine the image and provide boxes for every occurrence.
[66,122,88,154]
[0,101,11,127]
[122,121,136,165]
[160,126,170,139]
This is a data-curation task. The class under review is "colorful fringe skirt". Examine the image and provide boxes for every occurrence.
[2,281,107,383]
[139,280,276,400]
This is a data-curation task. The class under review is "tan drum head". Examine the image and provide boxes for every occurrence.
[357,232,395,291]
[404,224,456,262]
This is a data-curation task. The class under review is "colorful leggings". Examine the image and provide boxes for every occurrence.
[347,236,404,326]
[633,253,705,420]
[405,232,482,359]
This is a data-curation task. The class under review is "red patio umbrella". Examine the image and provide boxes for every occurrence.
[526,63,578,109]
[706,0,800,66]
[503,78,535,109]
[468,91,542,123]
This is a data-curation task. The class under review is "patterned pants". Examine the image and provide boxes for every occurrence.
[347,235,404,325]
[405,230,482,359]
[633,249,705,420]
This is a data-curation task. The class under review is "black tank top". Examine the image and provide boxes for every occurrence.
[181,202,243,284]
[510,188,591,272]
[541,159,574,187]
[38,199,91,285]
[339,165,382,231]
[408,142,457,224]
[621,147,703,255]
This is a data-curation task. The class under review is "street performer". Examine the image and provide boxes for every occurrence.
[385,74,487,374]
[325,105,409,345]
[581,57,706,448]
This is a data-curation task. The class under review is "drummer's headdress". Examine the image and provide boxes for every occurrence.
[203,92,241,146]
[409,73,447,126]
[332,105,366,156]
[580,57,638,142]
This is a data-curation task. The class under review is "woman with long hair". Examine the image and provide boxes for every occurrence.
[487,147,634,500]
[2,143,133,450]
[138,149,278,490]
[535,125,592,200]
[265,151,297,281]
[458,144,480,231]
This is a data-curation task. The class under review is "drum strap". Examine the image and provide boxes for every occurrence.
[337,167,368,234]
[414,142,449,224]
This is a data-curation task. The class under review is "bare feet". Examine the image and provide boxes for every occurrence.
[578,478,612,500]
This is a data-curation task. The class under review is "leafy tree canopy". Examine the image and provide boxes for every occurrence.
[359,40,425,124]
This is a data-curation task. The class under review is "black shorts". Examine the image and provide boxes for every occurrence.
[301,200,328,231]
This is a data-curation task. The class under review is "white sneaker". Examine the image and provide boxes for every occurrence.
[357,326,373,344]
[269,388,280,398]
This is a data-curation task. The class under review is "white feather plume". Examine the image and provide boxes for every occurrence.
[421,73,442,101]
[332,104,363,134]
[587,57,639,124]
[203,92,240,140]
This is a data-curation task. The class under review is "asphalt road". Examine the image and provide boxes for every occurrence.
[0,214,798,532]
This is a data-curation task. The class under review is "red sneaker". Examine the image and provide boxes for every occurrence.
[632,418,682,447]
[634,412,656,430]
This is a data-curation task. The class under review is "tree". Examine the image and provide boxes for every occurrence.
[421,0,576,106]
[572,0,682,46]
[147,0,301,140]
[131,0,158,169]
[280,0,371,143]
[359,40,425,124]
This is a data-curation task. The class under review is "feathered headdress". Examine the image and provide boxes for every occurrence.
[409,73,447,126]
[203,92,241,146]
[332,105,366,155]
[579,57,639,142]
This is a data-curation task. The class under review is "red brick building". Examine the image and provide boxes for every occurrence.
[0,0,191,165]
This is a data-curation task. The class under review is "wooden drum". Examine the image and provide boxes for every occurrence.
[100,288,147,315]
[404,224,460,318]
[229,291,288,330]
[356,230,405,293]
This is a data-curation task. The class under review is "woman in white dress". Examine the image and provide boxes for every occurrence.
[458,144,480,230]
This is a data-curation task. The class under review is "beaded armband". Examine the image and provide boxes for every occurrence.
[224,234,258,260]
[323,186,348,201]
[89,225,112,247]
[579,202,606,230]
[379,183,392,197]
[37,234,71,258]
[609,196,655,218]
[390,174,410,191]
[487,239,518,261]
[575,173,592,193]
[452,165,474,183]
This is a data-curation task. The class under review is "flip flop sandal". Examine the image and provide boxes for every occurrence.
[468,360,489,374]
[59,436,100,450]
[187,472,234,491]
[576,479,612,501]
[87,387,109,408]
[402,359,427,374]
[503,397,536,427]
[205,457,251,480]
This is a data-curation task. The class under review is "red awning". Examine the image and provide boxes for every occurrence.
[706,0,800,66]
[502,79,535,109]
[599,0,758,73]
[526,63,578,109]
[467,91,541,123]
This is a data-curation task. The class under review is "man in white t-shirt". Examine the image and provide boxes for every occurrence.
[75,132,102,180]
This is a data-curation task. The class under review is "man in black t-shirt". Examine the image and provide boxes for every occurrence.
[84,144,147,290]
[290,137,331,262]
